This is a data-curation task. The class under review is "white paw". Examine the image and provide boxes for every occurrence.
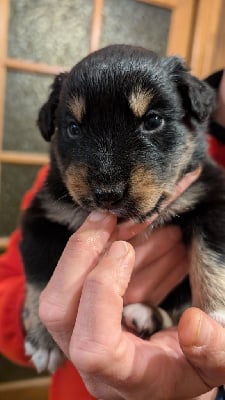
[25,340,65,373]
[123,303,156,336]
[209,310,225,327]
[122,303,173,338]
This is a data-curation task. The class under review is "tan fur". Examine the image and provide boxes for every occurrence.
[149,132,203,226]
[190,236,225,313]
[129,88,154,117]
[166,179,205,217]
[177,132,196,176]
[136,178,205,240]
[129,166,161,214]
[65,164,90,204]
[23,283,44,333]
[129,129,197,217]
[68,96,85,123]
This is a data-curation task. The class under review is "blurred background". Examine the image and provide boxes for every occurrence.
[0,0,224,398]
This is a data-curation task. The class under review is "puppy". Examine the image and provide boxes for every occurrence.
[20,44,225,373]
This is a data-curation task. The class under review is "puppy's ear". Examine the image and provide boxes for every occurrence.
[166,56,215,122]
[37,72,68,141]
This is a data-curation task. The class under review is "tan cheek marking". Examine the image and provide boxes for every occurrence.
[177,131,195,176]
[129,89,154,118]
[129,166,161,214]
[68,96,85,123]
[65,165,90,204]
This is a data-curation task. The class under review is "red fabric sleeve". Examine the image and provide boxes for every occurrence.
[0,230,29,365]
[208,135,225,168]
[0,166,48,366]
[50,361,95,400]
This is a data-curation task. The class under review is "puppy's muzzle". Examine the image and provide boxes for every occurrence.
[92,182,126,208]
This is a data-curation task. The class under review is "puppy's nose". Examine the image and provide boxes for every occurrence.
[93,185,125,207]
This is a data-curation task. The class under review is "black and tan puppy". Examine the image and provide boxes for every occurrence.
[20,44,225,373]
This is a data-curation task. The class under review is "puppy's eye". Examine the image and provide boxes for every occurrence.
[143,114,163,131]
[66,123,80,138]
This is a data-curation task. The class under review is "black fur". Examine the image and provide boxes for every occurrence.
[20,45,225,338]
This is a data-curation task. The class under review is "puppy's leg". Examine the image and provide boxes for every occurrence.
[20,206,74,373]
[190,232,225,325]
[23,283,65,373]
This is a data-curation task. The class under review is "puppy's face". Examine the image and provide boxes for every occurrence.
[38,45,214,221]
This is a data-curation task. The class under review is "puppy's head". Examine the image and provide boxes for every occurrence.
[38,45,215,221]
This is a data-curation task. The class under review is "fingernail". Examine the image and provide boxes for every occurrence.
[88,211,109,222]
[194,313,213,347]
[180,309,213,348]
[109,241,129,260]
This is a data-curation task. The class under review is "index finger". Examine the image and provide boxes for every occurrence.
[39,211,117,356]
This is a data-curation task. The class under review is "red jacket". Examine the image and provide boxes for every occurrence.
[0,136,224,399]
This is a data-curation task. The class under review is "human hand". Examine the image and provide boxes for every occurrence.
[124,225,189,306]
[39,213,223,400]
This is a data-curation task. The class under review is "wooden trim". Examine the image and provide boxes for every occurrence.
[190,0,224,78]
[166,0,196,62]
[213,2,225,73]
[0,236,9,249]
[0,0,10,154]
[0,377,50,400]
[137,1,197,62]
[89,0,104,53]
[0,151,49,165]
[137,0,178,9]
[5,57,68,76]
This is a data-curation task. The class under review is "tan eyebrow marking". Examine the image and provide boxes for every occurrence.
[68,96,85,123]
[129,88,154,118]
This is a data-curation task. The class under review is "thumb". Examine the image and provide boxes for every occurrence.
[178,307,225,388]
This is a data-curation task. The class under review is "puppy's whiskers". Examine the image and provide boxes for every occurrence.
[55,192,71,202]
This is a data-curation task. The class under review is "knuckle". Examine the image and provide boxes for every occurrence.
[85,272,106,289]
[69,231,90,247]
[70,340,110,375]
[39,292,65,328]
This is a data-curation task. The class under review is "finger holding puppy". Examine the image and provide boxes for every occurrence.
[39,211,117,357]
